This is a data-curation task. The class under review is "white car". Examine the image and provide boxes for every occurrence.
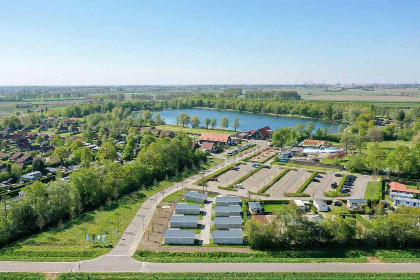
[234,183,244,189]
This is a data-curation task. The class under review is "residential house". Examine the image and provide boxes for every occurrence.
[212,229,243,245]
[199,133,232,146]
[174,203,201,215]
[347,199,368,210]
[0,152,10,160]
[200,142,216,153]
[17,154,33,165]
[215,196,241,206]
[389,182,420,208]
[9,152,24,161]
[215,205,242,217]
[163,229,195,245]
[313,199,329,212]
[248,201,263,215]
[169,215,199,229]
[213,216,243,229]
[20,171,42,181]
[184,191,207,203]
[248,126,273,140]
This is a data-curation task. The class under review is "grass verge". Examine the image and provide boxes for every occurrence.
[364,181,383,201]
[134,248,420,263]
[57,272,420,280]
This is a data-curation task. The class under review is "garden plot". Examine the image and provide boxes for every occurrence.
[245,166,282,194]
[206,163,252,191]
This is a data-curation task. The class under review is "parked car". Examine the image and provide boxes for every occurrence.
[252,163,260,167]
[331,182,338,188]
[278,158,287,162]
[335,173,343,177]
[263,165,270,169]
[234,183,244,189]
[341,188,350,193]
[231,167,239,171]
[333,200,342,206]
[210,177,218,181]
[312,178,320,182]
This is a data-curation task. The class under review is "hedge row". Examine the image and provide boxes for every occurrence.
[296,171,318,193]
[260,154,276,164]
[284,192,311,197]
[258,169,290,194]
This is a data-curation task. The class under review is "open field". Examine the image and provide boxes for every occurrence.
[155,125,235,135]
[54,272,420,280]
[134,248,420,263]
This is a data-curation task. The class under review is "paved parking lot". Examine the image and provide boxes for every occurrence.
[206,163,252,191]
[243,165,281,193]
[305,172,339,198]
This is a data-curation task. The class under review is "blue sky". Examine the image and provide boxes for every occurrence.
[0,0,419,85]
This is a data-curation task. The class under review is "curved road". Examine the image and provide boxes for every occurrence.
[1,141,419,273]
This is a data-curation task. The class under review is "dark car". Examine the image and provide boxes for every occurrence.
[316,174,323,178]
[335,173,343,177]
[231,167,239,171]
[263,165,271,169]
[341,188,350,193]
[210,177,218,181]
[312,178,320,182]
[331,182,338,188]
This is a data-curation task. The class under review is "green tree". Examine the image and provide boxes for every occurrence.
[52,146,67,165]
[305,121,315,138]
[177,112,190,127]
[122,135,135,160]
[98,141,118,161]
[191,115,200,128]
[233,117,240,131]
[204,118,211,129]
[81,147,94,167]
[32,158,45,173]
[211,118,217,129]
[220,116,229,129]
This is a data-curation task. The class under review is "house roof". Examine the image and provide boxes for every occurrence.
[215,205,242,213]
[170,215,199,223]
[248,201,262,210]
[17,154,32,163]
[214,216,243,225]
[390,182,420,194]
[314,199,327,206]
[164,229,195,239]
[0,152,9,158]
[175,203,201,210]
[199,133,230,143]
[200,142,215,150]
[257,126,272,138]
[185,191,207,200]
[212,229,243,238]
[215,196,241,204]
[9,152,24,161]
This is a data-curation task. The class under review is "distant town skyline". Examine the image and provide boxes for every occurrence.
[1,0,419,86]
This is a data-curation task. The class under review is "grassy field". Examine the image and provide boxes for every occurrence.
[55,272,420,280]
[262,203,287,213]
[134,248,420,263]
[156,125,235,135]
[0,273,44,280]
[0,159,221,262]
[364,181,383,200]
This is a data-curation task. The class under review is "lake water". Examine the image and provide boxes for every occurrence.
[157,108,343,133]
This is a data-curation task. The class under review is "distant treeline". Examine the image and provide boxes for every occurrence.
[55,95,420,123]
[244,90,301,100]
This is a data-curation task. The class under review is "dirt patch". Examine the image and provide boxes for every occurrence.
[367,256,382,263]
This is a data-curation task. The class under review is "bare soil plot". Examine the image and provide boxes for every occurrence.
[243,166,282,194]
[249,147,278,163]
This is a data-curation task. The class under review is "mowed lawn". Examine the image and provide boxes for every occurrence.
[156,125,235,135]
[262,203,287,213]
[0,160,221,262]
[364,181,383,200]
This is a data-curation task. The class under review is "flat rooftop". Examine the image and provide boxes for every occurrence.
[212,229,243,238]
[164,229,195,238]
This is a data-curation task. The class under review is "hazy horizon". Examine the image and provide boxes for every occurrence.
[1,0,419,86]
